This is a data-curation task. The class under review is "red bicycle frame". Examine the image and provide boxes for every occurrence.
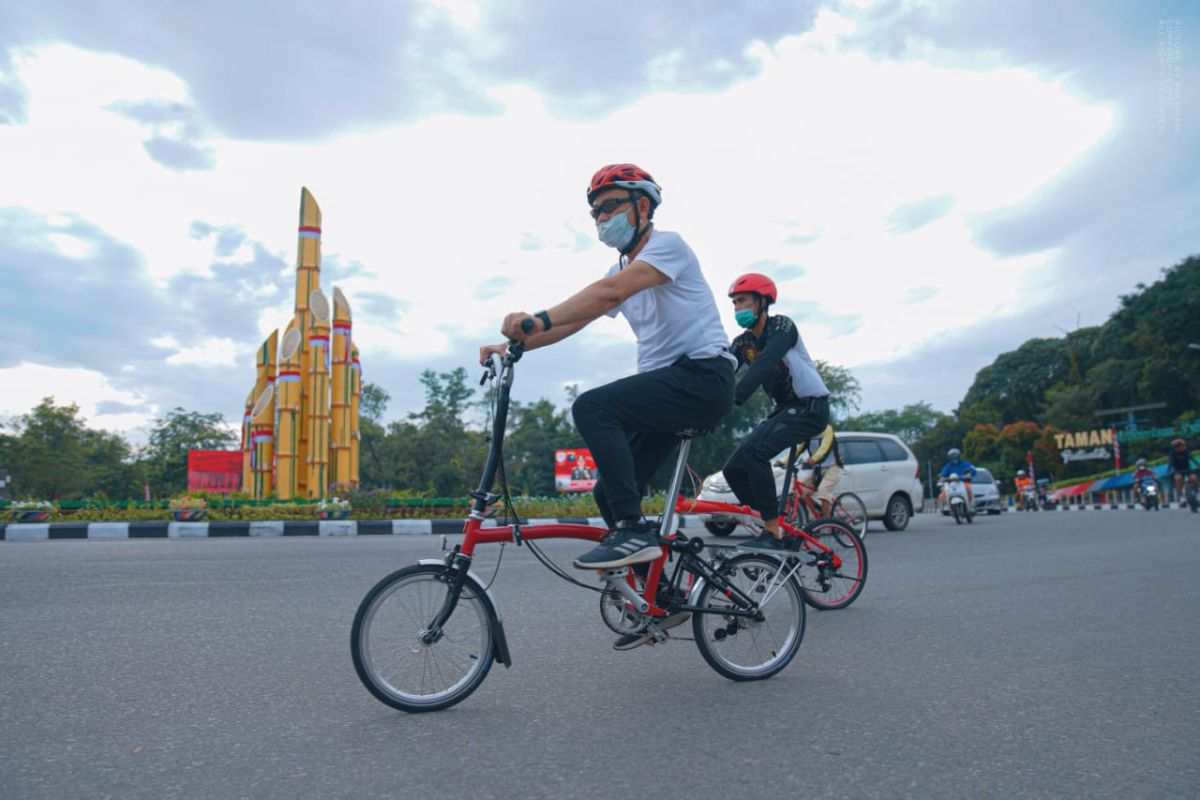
[673,496,844,571]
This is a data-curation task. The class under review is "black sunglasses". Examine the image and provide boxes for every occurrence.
[589,194,637,220]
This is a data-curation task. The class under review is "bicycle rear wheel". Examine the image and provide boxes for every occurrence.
[832,492,868,539]
[796,517,867,610]
[692,554,805,681]
[351,564,495,712]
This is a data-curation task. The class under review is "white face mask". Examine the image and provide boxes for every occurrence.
[597,212,637,251]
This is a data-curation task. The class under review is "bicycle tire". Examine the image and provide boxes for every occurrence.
[783,494,811,530]
[832,492,868,539]
[691,553,805,681]
[351,564,495,713]
[796,517,867,610]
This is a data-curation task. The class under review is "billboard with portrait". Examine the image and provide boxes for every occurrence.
[555,449,597,493]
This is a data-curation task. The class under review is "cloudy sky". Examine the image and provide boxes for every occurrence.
[0,0,1195,439]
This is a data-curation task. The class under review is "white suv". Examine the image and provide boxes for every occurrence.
[697,431,925,533]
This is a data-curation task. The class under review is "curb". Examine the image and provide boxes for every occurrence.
[1002,503,1195,512]
[0,516,713,541]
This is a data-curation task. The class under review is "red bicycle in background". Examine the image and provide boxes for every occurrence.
[350,340,813,712]
[675,496,867,611]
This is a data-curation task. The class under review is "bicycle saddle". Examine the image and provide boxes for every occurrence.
[675,427,713,439]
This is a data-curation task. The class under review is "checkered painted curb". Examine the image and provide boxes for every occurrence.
[1005,502,1196,512]
[0,516,713,541]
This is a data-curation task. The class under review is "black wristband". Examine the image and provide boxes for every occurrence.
[535,310,552,332]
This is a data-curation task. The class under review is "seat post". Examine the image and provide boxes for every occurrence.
[657,438,692,537]
[776,445,799,520]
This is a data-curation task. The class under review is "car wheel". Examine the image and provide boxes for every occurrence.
[704,520,738,537]
[883,494,911,531]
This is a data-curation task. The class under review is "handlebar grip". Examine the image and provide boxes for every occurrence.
[520,317,535,334]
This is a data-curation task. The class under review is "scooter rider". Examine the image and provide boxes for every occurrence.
[938,448,977,507]
[1013,469,1033,510]
[1133,458,1158,499]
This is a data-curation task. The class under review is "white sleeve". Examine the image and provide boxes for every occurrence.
[631,231,687,281]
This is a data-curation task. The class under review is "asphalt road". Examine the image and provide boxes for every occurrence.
[2,510,1198,800]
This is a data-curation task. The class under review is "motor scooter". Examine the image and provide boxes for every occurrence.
[1021,483,1038,512]
[940,474,973,524]
[1137,477,1160,511]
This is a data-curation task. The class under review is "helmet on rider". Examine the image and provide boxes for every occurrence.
[727,273,777,329]
[588,164,661,255]
[1136,458,1147,467]
[1017,469,1026,476]
[948,448,961,460]
[1172,437,1186,447]
[727,273,778,304]
[587,163,662,208]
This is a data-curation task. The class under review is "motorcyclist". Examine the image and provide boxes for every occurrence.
[1166,438,1198,508]
[1132,458,1158,503]
[938,448,977,507]
[1013,469,1033,510]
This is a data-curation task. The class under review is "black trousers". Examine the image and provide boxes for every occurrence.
[722,396,830,519]
[572,355,734,526]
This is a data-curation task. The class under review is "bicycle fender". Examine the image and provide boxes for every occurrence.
[418,558,512,669]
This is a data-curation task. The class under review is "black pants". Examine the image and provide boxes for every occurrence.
[573,355,734,527]
[722,396,830,520]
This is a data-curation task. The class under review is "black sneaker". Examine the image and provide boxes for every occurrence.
[612,612,692,651]
[739,531,792,552]
[573,522,661,570]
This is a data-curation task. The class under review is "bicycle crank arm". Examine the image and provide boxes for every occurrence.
[679,604,760,618]
[601,567,650,614]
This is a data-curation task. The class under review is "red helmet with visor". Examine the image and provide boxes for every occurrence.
[727,273,778,304]
[587,164,662,206]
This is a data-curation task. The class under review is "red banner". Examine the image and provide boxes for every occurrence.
[555,449,597,493]
[188,450,243,493]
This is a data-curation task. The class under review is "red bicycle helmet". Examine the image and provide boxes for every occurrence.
[728,273,778,304]
[587,163,662,206]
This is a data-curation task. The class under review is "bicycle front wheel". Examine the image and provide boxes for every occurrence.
[833,492,868,539]
[692,554,805,681]
[351,564,495,713]
[797,517,868,610]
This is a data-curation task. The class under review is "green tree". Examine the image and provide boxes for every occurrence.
[142,408,237,497]
[815,360,861,421]
[842,402,952,445]
[400,368,482,496]
[3,398,133,500]
[83,427,144,499]
[503,398,585,495]
[357,382,392,488]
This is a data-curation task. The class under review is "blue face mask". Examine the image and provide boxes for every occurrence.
[597,213,637,251]
[735,308,758,328]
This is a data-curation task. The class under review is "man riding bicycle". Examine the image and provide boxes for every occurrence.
[720,272,831,551]
[1167,438,1198,509]
[481,163,735,573]
[804,430,843,517]
[938,448,977,507]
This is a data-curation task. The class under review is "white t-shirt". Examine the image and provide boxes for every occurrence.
[605,229,736,373]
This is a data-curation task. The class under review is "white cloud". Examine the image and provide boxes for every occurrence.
[0,18,1116,418]
[163,338,240,367]
[0,362,153,433]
